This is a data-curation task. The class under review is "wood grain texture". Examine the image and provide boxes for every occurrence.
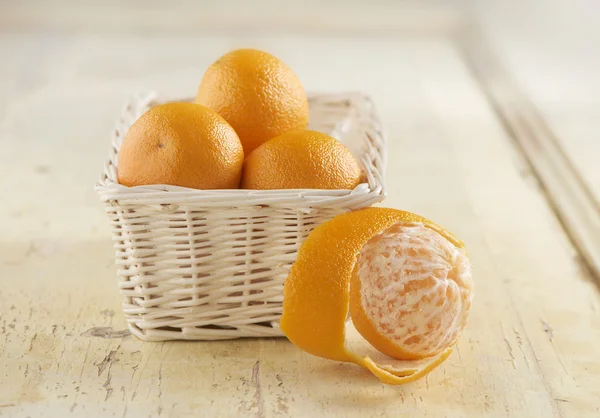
[471,0,600,249]
[1,32,599,417]
[460,34,600,282]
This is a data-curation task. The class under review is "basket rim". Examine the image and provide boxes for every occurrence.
[96,91,387,206]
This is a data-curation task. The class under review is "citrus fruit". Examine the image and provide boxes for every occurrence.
[117,102,244,190]
[196,48,309,154]
[241,130,363,190]
[280,208,473,385]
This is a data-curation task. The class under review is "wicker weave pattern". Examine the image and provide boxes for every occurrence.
[96,92,386,341]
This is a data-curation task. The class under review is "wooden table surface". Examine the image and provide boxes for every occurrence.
[1,3,600,417]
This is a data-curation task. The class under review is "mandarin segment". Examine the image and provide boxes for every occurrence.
[280,207,473,385]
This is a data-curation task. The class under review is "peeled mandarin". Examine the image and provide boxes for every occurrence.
[350,222,473,361]
[280,207,473,385]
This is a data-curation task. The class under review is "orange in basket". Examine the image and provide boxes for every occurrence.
[241,130,363,190]
[196,49,309,154]
[280,207,473,384]
[117,102,244,189]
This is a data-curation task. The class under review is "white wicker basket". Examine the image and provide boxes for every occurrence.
[96,92,386,341]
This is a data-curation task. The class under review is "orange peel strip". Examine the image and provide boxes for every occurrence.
[280,207,465,385]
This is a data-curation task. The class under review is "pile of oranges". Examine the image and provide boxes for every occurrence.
[118,48,362,192]
[117,49,473,386]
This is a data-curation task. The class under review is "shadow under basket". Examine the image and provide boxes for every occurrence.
[96,92,387,341]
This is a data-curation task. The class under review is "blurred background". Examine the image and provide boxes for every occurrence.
[0,0,598,243]
[2,0,599,104]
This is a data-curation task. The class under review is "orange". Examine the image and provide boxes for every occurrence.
[241,130,363,190]
[280,208,473,385]
[196,49,309,154]
[117,102,244,190]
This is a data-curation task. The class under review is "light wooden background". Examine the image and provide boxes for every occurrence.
[1,1,599,417]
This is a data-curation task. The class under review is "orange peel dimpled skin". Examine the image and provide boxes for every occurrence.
[196,48,309,155]
[241,130,363,190]
[117,102,244,190]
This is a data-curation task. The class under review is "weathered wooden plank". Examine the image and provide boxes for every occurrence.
[460,35,600,282]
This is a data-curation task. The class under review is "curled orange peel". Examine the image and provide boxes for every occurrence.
[280,207,466,385]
